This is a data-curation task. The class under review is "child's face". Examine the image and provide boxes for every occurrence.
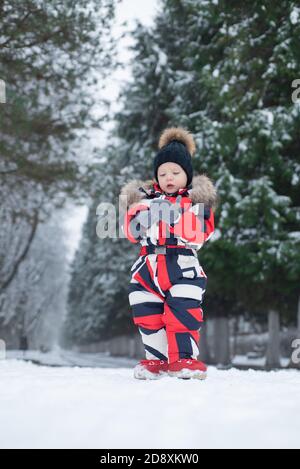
[157,162,187,194]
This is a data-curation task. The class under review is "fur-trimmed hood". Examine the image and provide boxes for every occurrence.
[120,174,219,212]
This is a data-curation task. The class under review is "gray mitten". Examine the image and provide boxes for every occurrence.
[134,202,164,229]
[148,196,183,225]
[134,209,152,229]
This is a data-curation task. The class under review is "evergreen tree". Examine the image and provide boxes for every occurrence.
[63,18,174,344]
[0,0,116,197]
[0,0,118,343]
[62,144,138,345]
[179,0,300,365]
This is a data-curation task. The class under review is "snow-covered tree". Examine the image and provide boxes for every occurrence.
[0,0,118,345]
[154,0,300,366]
[62,144,138,345]
[0,210,69,349]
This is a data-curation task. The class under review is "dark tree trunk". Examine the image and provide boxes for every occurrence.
[266,309,281,369]
[199,322,211,364]
[289,295,300,369]
[214,317,231,367]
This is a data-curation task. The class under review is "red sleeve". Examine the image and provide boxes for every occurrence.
[169,205,215,245]
[122,203,149,244]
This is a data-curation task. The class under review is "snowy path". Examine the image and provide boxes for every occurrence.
[0,360,299,449]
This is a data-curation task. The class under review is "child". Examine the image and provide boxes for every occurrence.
[120,127,218,380]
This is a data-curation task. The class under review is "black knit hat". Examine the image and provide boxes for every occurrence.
[153,127,196,187]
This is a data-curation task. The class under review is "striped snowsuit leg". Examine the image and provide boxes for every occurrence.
[128,252,207,364]
[128,255,168,361]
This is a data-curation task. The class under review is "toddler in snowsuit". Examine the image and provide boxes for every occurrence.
[120,127,218,380]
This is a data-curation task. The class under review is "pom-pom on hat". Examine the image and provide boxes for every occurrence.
[153,127,196,187]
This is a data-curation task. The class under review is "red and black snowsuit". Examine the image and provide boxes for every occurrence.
[121,175,217,364]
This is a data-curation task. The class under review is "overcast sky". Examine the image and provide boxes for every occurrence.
[64,0,159,259]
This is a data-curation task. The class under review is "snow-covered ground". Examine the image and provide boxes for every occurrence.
[1,359,300,449]
[5,349,137,368]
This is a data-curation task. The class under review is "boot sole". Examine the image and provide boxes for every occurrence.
[168,369,207,380]
[133,366,169,380]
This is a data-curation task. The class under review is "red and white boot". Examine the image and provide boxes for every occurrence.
[168,359,207,380]
[133,359,169,380]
